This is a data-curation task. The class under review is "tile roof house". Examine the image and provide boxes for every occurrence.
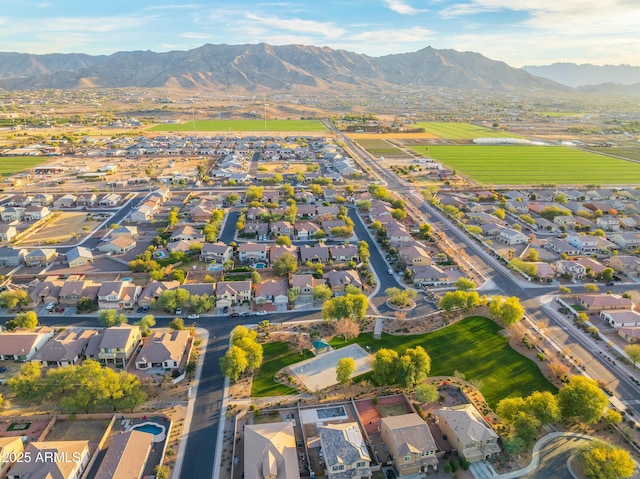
[0,224,17,242]
[398,242,432,267]
[300,244,330,263]
[32,328,99,367]
[25,248,58,267]
[575,294,634,313]
[291,274,325,298]
[97,324,142,366]
[379,413,438,475]
[609,255,640,277]
[553,260,587,279]
[600,309,640,328]
[135,329,190,370]
[329,244,359,263]
[295,221,321,240]
[111,225,139,239]
[498,228,528,245]
[244,422,300,479]
[0,246,26,266]
[58,279,100,306]
[94,430,154,479]
[411,265,450,286]
[436,404,500,463]
[254,279,289,311]
[386,222,412,244]
[269,244,298,263]
[0,326,54,361]
[216,280,252,309]
[97,281,141,310]
[318,422,372,479]
[200,242,233,263]
[66,246,94,268]
[96,235,137,254]
[545,238,581,256]
[325,269,362,293]
[7,440,90,479]
[0,437,24,478]
[618,326,640,343]
[138,280,181,307]
[170,225,205,242]
[238,242,269,263]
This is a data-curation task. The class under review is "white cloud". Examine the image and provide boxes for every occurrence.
[383,0,426,15]
[243,13,346,39]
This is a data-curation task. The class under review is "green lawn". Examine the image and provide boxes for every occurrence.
[251,342,312,397]
[149,119,327,132]
[329,316,556,408]
[409,145,640,185]
[414,122,520,141]
[0,157,47,176]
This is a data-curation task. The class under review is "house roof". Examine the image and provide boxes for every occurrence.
[300,244,330,261]
[255,279,288,298]
[436,404,498,446]
[139,280,180,303]
[291,274,324,290]
[0,327,53,357]
[216,280,252,296]
[99,324,140,349]
[577,294,634,309]
[269,244,297,261]
[94,430,153,479]
[601,309,640,325]
[244,422,300,479]
[33,328,98,363]
[379,413,438,456]
[8,440,88,479]
[318,422,370,475]
[137,329,190,365]
[238,242,268,253]
[67,246,93,262]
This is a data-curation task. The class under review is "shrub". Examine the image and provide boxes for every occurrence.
[537,352,545,361]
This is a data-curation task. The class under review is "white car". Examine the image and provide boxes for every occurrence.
[387,268,394,275]
[45,302,56,311]
[256,310,267,316]
[187,314,200,320]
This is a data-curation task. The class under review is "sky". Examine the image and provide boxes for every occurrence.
[0,0,639,67]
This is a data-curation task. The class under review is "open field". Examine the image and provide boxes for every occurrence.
[256,163,317,174]
[149,119,327,132]
[588,144,640,161]
[0,157,47,175]
[330,316,556,408]
[252,342,312,397]
[18,212,102,246]
[414,122,521,141]
[354,139,407,157]
[410,145,640,185]
[347,132,438,140]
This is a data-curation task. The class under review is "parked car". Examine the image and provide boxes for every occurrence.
[241,311,252,317]
[175,309,182,316]
[387,268,394,275]
[256,310,267,316]
[187,314,200,320]
[45,302,56,311]
[228,312,240,318]
[222,306,229,313]
[136,306,144,313]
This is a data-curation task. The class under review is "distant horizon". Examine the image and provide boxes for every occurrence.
[2,42,639,70]
[0,1,638,68]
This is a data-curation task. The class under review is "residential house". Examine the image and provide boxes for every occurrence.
[498,228,528,245]
[7,195,32,207]
[25,248,58,267]
[325,269,362,294]
[0,326,54,361]
[244,221,270,237]
[269,244,297,263]
[97,235,137,254]
[23,205,51,221]
[609,232,640,251]
[77,193,97,206]
[254,279,289,311]
[291,274,325,299]
[216,280,252,309]
[467,212,502,225]
[411,265,450,285]
[436,404,500,463]
[318,422,371,479]
[0,207,24,222]
[575,257,606,276]
[0,224,17,242]
[534,217,559,233]
[398,242,432,267]
[111,225,138,239]
[130,204,155,222]
[330,244,359,263]
[170,225,205,243]
[53,194,77,209]
[554,260,587,279]
[138,280,181,307]
[546,238,581,256]
[97,324,142,366]
[610,255,640,277]
[66,246,94,268]
[480,224,504,237]
[7,441,90,479]
[618,327,640,343]
[97,281,141,310]
[32,328,99,367]
[30,193,53,206]
[316,205,340,219]
[270,221,294,238]
[296,205,317,219]
[600,310,640,328]
[58,279,100,306]
[596,215,620,232]
[295,221,321,240]
[0,437,24,478]
[31,277,62,305]
[0,247,25,266]
[135,329,190,370]
[99,193,122,206]
[200,242,233,263]
[300,244,330,264]
[180,283,216,300]
[94,430,153,479]
[244,422,300,479]
[530,262,556,281]
[238,242,269,263]
[574,294,634,313]
[386,222,412,244]
[246,207,268,221]
[379,413,438,475]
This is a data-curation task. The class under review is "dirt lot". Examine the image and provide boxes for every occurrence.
[46,418,108,447]
[18,212,102,246]
[257,162,317,174]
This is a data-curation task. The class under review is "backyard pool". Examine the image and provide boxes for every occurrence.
[130,422,166,443]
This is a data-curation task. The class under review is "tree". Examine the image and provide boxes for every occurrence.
[414,383,438,404]
[558,286,571,294]
[372,349,399,385]
[385,287,417,307]
[548,360,570,379]
[157,288,190,312]
[8,362,43,398]
[0,290,30,310]
[245,185,264,202]
[189,294,213,314]
[558,375,608,424]
[76,296,97,313]
[5,311,38,330]
[489,296,524,326]
[512,411,540,446]
[625,344,640,368]
[402,346,431,387]
[597,267,614,282]
[169,317,185,330]
[454,278,476,291]
[275,235,292,246]
[322,293,368,322]
[230,325,263,371]
[584,283,599,293]
[220,346,248,382]
[167,207,179,228]
[493,208,506,220]
[439,290,482,313]
[98,309,128,327]
[502,436,525,456]
[580,441,636,479]
[333,318,360,342]
[496,397,527,422]
[312,284,332,303]
[418,222,432,239]
[336,357,356,386]
[288,334,312,355]
[272,252,298,277]
[525,248,539,262]
[134,314,156,336]
[526,391,560,425]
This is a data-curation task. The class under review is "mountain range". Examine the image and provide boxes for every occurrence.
[0,43,567,94]
[523,63,640,88]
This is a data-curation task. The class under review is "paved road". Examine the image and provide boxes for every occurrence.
[520,436,591,479]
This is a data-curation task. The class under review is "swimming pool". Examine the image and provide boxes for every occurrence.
[317,406,347,419]
[129,421,166,443]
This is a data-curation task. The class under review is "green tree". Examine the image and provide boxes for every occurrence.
[385,287,417,307]
[275,235,292,246]
[312,284,333,302]
[512,411,540,446]
[189,294,213,314]
[98,309,128,327]
[597,268,615,282]
[245,185,264,202]
[414,383,438,404]
[220,345,248,382]
[134,314,156,336]
[322,293,368,322]
[272,252,298,277]
[167,207,179,228]
[489,296,524,326]
[169,317,185,330]
[372,349,399,385]
[418,222,432,239]
[558,375,608,424]
[8,362,43,398]
[76,296,97,313]
[336,357,356,386]
[525,248,539,262]
[558,286,571,294]
[526,391,560,425]
[496,397,527,422]
[624,344,640,368]
[584,283,599,293]
[493,208,506,220]
[502,436,525,456]
[5,311,38,330]
[454,278,477,291]
[402,346,431,387]
[580,441,636,479]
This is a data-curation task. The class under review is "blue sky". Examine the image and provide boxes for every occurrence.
[0,0,638,66]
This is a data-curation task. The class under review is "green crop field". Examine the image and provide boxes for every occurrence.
[357,139,406,156]
[0,157,46,176]
[414,122,520,141]
[149,119,327,132]
[410,145,640,185]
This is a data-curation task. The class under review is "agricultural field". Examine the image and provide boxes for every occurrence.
[410,145,640,185]
[0,157,47,176]
[354,139,407,157]
[413,122,521,141]
[149,119,327,132]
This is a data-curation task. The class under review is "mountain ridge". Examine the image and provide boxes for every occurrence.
[523,62,640,88]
